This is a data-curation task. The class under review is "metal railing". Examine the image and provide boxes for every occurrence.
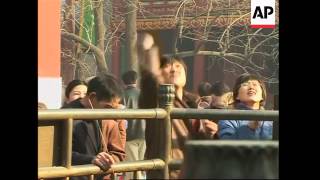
[38,108,167,120]
[38,84,279,179]
[38,108,278,121]
[38,159,165,179]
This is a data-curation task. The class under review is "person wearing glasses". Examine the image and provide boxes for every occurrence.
[218,74,273,140]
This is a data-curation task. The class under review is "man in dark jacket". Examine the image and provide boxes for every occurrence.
[62,74,126,180]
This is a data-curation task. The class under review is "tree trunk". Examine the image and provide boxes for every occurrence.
[61,0,76,86]
[93,0,108,75]
[94,0,105,53]
[104,0,113,68]
[125,0,138,71]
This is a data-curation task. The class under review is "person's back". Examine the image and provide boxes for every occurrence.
[122,70,146,180]
[124,86,139,109]
[122,70,145,140]
[123,86,144,140]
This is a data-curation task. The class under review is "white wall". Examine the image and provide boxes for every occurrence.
[38,77,62,109]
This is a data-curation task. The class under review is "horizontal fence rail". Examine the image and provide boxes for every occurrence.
[171,108,278,121]
[38,159,165,179]
[185,140,279,147]
[38,108,278,121]
[38,108,167,120]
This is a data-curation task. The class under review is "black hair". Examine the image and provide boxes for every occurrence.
[38,102,47,110]
[65,80,87,99]
[87,73,124,101]
[198,82,212,97]
[122,70,138,85]
[211,81,231,96]
[233,74,267,107]
[160,55,187,72]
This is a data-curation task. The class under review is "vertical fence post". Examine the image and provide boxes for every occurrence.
[273,95,279,140]
[133,171,138,179]
[62,118,73,169]
[272,119,279,140]
[158,84,175,179]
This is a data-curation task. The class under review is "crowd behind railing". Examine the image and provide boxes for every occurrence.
[38,33,278,180]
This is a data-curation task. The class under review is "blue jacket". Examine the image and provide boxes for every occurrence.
[218,103,273,140]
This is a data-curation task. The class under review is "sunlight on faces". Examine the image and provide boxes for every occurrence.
[161,61,186,88]
[236,80,263,107]
[68,85,88,103]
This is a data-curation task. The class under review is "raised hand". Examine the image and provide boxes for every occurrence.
[137,33,163,83]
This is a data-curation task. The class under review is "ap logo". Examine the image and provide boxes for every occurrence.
[251,0,275,28]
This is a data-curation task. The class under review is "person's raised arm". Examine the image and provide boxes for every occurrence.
[137,33,162,109]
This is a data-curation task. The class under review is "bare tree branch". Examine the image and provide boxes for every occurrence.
[61,31,108,74]
[164,50,245,61]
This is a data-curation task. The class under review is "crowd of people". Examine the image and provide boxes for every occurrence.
[38,33,274,180]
